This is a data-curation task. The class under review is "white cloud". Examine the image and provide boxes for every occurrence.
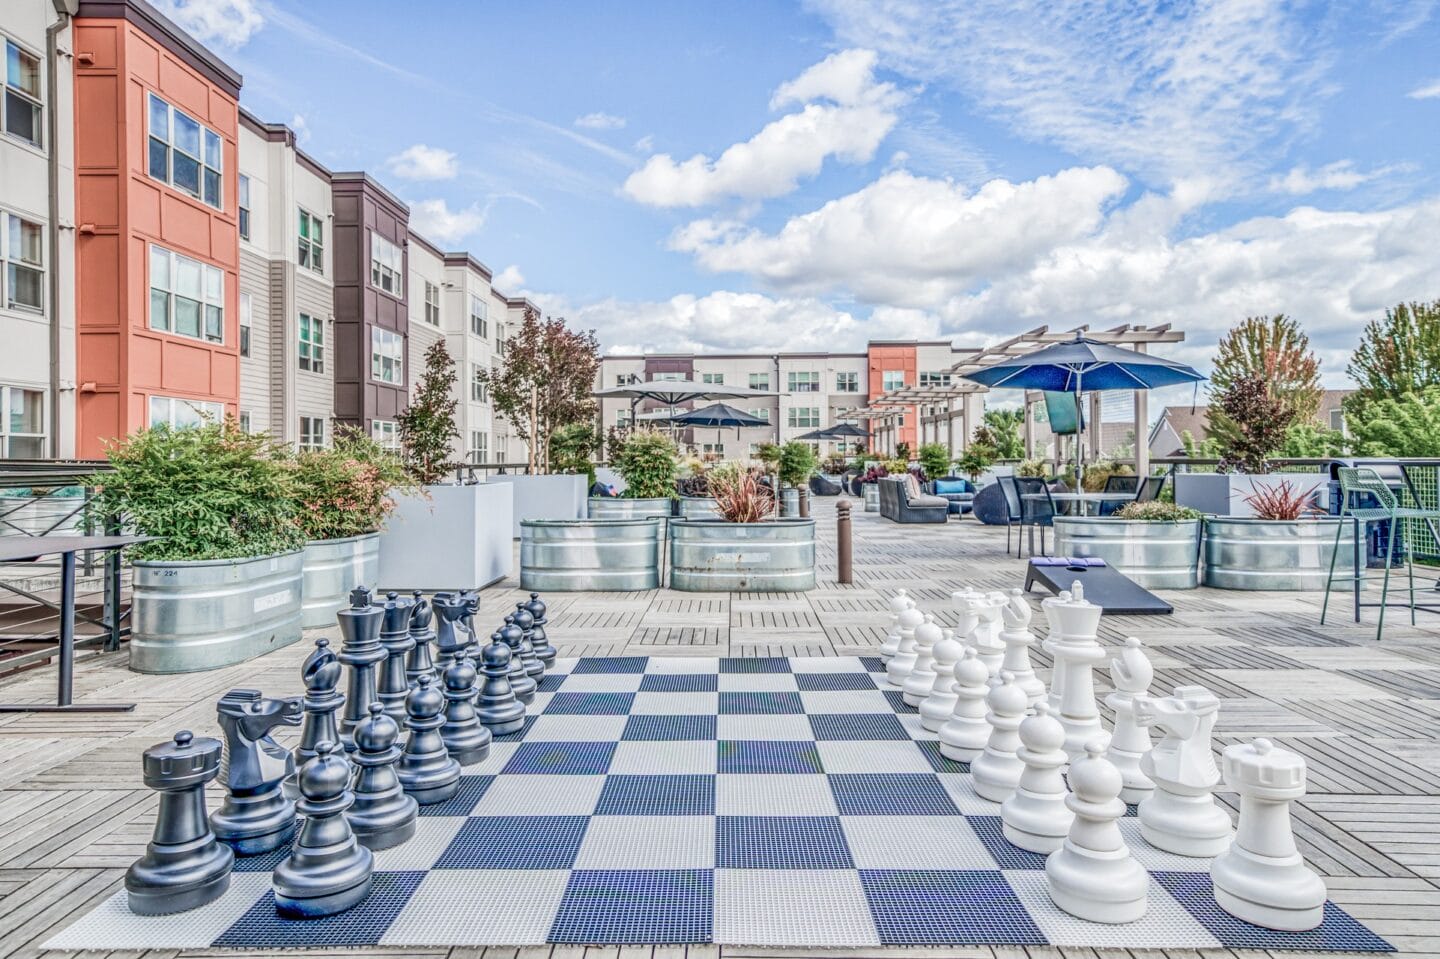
[575,112,627,130]
[153,0,262,47]
[1268,160,1396,194]
[408,199,486,246]
[1408,79,1440,99]
[494,265,526,291]
[622,49,906,207]
[289,113,311,145]
[634,134,656,154]
[386,145,459,181]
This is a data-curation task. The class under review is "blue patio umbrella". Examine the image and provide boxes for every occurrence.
[671,402,770,446]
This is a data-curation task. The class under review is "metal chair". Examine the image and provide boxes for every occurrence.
[1133,474,1166,504]
[997,475,1024,556]
[1013,476,1057,558]
[1098,475,1139,516]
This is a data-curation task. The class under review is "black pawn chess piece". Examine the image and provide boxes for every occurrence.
[499,615,537,704]
[273,741,373,918]
[290,638,349,796]
[432,593,468,671]
[347,703,419,851]
[404,591,438,687]
[395,674,461,805]
[374,591,416,725]
[512,604,545,679]
[211,688,303,855]
[126,730,234,915]
[524,592,556,668]
[440,652,492,764]
[476,634,527,735]
[337,587,386,752]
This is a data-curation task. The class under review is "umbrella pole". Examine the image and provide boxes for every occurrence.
[1074,371,1084,492]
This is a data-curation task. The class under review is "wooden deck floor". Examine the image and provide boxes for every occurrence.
[4,502,1440,959]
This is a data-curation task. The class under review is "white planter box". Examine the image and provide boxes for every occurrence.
[1175,472,1331,517]
[377,484,513,592]
[485,474,588,537]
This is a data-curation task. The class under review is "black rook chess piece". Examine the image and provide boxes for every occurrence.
[525,593,556,668]
[432,593,468,671]
[374,591,416,724]
[290,638,349,796]
[512,604,545,679]
[126,730,234,915]
[499,615,537,704]
[211,688,303,855]
[347,703,419,850]
[273,741,373,918]
[476,633,527,735]
[337,587,385,752]
[404,591,438,687]
[395,674,461,804]
[440,652,492,764]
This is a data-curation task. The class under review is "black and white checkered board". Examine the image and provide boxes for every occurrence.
[48,656,1393,951]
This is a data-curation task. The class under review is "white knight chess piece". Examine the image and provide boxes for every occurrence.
[1135,685,1234,857]
[999,588,1045,705]
[1105,637,1155,804]
[973,592,1008,674]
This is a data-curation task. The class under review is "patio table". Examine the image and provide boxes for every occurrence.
[1023,491,1135,516]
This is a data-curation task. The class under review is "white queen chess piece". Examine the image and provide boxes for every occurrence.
[919,634,963,731]
[884,605,925,687]
[1105,637,1155,804]
[999,588,1045,705]
[1135,685,1234,857]
[879,590,914,660]
[1002,702,1074,853]
[1048,583,1105,759]
[1040,589,1072,710]
[971,671,1029,803]
[902,616,943,706]
[1210,738,1327,931]
[939,648,992,762]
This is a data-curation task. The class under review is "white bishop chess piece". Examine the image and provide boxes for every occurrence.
[1045,738,1149,924]
[1135,685,1234,857]
[884,605,925,687]
[879,590,914,660]
[973,592,1008,674]
[1210,738,1326,931]
[1105,637,1155,804]
[1002,702,1073,853]
[902,616,943,706]
[1040,589,1072,711]
[1048,583,1105,759]
[919,634,963,731]
[999,588,1045,705]
[971,671,1029,803]
[938,647,992,762]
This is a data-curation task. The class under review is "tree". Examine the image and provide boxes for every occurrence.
[1280,422,1346,458]
[979,408,1025,459]
[397,340,459,485]
[1213,371,1293,473]
[549,422,598,487]
[1348,300,1440,403]
[1347,388,1440,457]
[1210,314,1322,423]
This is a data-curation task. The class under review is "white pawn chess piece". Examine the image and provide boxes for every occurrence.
[1048,583,1105,759]
[920,634,963,731]
[879,591,914,660]
[971,671,1029,803]
[1002,702,1074,853]
[1105,637,1155,804]
[999,588,1045,705]
[1046,739,1149,924]
[902,616,943,706]
[884,605,925,687]
[1210,738,1326,931]
[1041,589,1072,711]
[1135,685,1234,857]
[939,648,992,762]
[973,593,1008,674]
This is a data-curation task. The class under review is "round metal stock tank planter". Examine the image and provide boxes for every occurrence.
[862,483,880,513]
[130,550,305,674]
[676,496,722,519]
[588,497,672,520]
[520,518,663,592]
[670,517,816,592]
[300,532,380,628]
[1053,517,1201,589]
[778,487,801,518]
[1203,517,1356,590]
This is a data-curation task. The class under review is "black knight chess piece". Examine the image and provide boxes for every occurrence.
[499,615,537,704]
[337,587,385,752]
[211,688,304,855]
[404,590,438,687]
[374,591,416,724]
[440,652,492,764]
[432,593,468,671]
[475,633,526,735]
[347,703,419,850]
[461,591,484,662]
[272,741,374,918]
[394,674,461,805]
[512,604,545,679]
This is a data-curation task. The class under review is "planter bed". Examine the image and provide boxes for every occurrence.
[1053,517,1200,589]
[676,496,722,519]
[486,474,588,537]
[521,518,663,591]
[377,484,512,592]
[1203,516,1356,590]
[669,517,816,592]
[301,532,380,628]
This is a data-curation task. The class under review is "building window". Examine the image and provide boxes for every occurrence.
[238,292,251,357]
[748,443,762,456]
[470,431,487,463]
[920,371,951,388]
[424,282,441,325]
[788,407,820,428]
[370,232,403,297]
[297,209,323,273]
[702,442,725,456]
[299,416,325,451]
[1330,409,1345,433]
[2,212,43,312]
[371,419,399,450]
[147,93,222,209]
[749,372,770,390]
[3,40,42,148]
[835,371,859,393]
[0,386,43,457]
[371,327,403,384]
[788,371,819,393]
[651,371,683,382]
[882,370,905,392]
[238,410,251,433]
[494,435,507,463]
[471,363,487,402]
[748,407,770,422]
[149,395,224,430]
[701,372,724,385]
[469,293,487,338]
[615,373,638,386]
[149,245,223,343]
[616,409,631,426]
[298,313,323,373]
[238,175,251,241]
[495,322,505,356]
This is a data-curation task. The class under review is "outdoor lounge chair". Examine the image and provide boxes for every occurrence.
[878,476,947,524]
[926,476,975,516]
[1013,476,1057,557]
[809,474,843,496]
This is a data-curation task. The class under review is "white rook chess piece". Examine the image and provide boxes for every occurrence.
[1210,738,1326,931]
[973,593,1008,674]
[1106,637,1155,804]
[1002,702,1073,853]
[885,605,925,687]
[939,648,992,762]
[1046,739,1149,924]
[1135,685,1234,857]
[999,588,1045,705]
[902,616,943,706]
[920,634,963,731]
[879,591,914,660]
[1040,589,1072,711]
[971,671,1028,803]
[1048,584,1105,759]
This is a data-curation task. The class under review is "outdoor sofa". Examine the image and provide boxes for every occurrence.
[878,476,948,524]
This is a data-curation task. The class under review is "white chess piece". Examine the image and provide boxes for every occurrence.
[1002,702,1074,853]
[1040,589,1072,710]
[902,616,942,706]
[971,671,1028,803]
[1048,583,1105,758]
[879,591,914,660]
[884,605,925,687]
[973,592,1008,674]
[1105,637,1155,804]
[1046,739,1149,924]
[999,588,1045,705]
[920,634,963,731]
[950,587,982,647]
[1210,738,1326,931]
[1135,685,1234,857]
[939,648,991,762]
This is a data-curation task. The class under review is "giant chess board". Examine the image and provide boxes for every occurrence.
[48,656,1393,950]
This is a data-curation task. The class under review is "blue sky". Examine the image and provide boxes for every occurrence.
[164,0,1440,390]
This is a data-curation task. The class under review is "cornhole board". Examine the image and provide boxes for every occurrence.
[1023,556,1173,615]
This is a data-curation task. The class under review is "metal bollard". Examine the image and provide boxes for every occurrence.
[799,487,810,519]
[836,499,852,584]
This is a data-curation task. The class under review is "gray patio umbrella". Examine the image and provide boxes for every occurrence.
[671,402,770,446]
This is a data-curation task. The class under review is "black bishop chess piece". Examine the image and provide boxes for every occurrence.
[337,587,385,752]
[347,703,419,850]
[289,637,348,798]
[126,730,234,915]
[395,674,461,805]
[499,615,537,704]
[511,604,545,680]
[211,688,303,855]
[374,591,416,725]
[440,651,492,764]
[405,590,438,687]
[524,593,556,668]
[476,633,527,735]
[272,741,373,918]
[432,592,468,671]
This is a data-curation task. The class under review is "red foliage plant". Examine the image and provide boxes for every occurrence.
[1242,479,1321,520]
[708,464,775,524]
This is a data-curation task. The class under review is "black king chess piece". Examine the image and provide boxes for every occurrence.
[374,591,416,724]
[476,632,527,735]
[512,603,545,680]
[524,593,556,668]
[211,688,303,855]
[126,730,234,915]
[395,674,461,804]
[404,590,438,687]
[337,586,385,752]
[347,703,419,850]
[440,651,492,764]
[432,593,468,671]
[500,615,537,704]
[273,741,373,918]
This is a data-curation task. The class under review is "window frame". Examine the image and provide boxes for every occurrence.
[369,232,404,298]
[1,210,44,314]
[3,38,44,149]
[146,93,223,209]
[0,384,44,457]
[835,371,859,393]
[238,174,251,241]
[748,407,770,422]
[470,363,487,403]
[787,371,820,393]
[148,244,224,344]
[297,208,324,274]
[370,326,404,385]
[148,394,224,430]
[701,372,725,385]
[749,372,770,391]
[371,419,399,450]
[298,416,325,451]
[238,291,251,357]
[470,430,487,464]
[469,293,488,338]
[919,371,952,388]
[787,406,820,429]
[298,312,324,374]
[424,281,441,325]
[882,370,906,392]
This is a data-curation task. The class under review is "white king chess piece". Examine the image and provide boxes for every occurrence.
[879,591,914,660]
[1135,685,1234,857]
[999,588,1045,705]
[902,616,943,706]
[919,633,963,731]
[1002,702,1074,853]
[973,592,1008,674]
[1048,583,1105,759]
[1105,637,1155,804]
[938,648,992,762]
[1040,589,1072,711]
[1210,738,1327,931]
[884,605,925,687]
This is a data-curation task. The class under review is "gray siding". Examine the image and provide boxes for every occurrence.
[238,248,272,429]
[295,270,335,436]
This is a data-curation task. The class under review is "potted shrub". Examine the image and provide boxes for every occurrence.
[1081,459,1135,492]
[777,440,818,517]
[859,464,888,513]
[917,443,952,483]
[676,460,720,518]
[1016,458,1048,479]
[1204,480,1355,589]
[670,463,816,591]
[1054,501,1204,589]
[956,442,998,483]
[91,420,306,674]
[590,429,678,520]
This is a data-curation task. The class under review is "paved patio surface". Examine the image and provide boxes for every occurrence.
[2,499,1440,958]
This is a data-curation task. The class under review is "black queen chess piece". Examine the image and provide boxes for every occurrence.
[524,593,556,668]
[211,688,303,855]
[337,587,385,753]
[476,632,527,735]
[374,591,416,724]
[405,590,438,687]
[499,615,537,704]
[126,730,234,915]
[273,741,374,918]
[395,674,461,804]
[440,651,492,764]
[511,603,545,679]
[347,703,419,850]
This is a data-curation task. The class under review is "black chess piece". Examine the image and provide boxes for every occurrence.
[395,674,461,805]
[440,652,492,764]
[211,688,304,855]
[126,730,234,915]
[499,615,537,704]
[273,741,373,918]
[432,593,468,671]
[512,604,545,679]
[525,593,556,668]
[374,591,415,725]
[476,634,527,735]
[461,592,483,663]
[290,638,349,796]
[347,703,419,851]
[404,591,438,687]
[337,587,385,752]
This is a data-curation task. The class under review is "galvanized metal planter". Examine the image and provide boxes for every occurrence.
[301,533,379,628]
[778,487,801,518]
[520,518,663,592]
[1053,518,1201,589]
[130,550,304,674]
[862,483,880,513]
[669,517,816,592]
[676,496,721,519]
[587,497,673,520]
[1203,517,1357,590]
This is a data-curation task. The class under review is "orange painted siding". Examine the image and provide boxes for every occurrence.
[867,344,918,451]
[73,19,239,456]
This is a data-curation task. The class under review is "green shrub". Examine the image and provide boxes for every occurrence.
[613,430,679,499]
[1016,458,1048,478]
[549,422,598,487]
[756,443,783,471]
[955,442,997,480]
[291,427,412,541]
[917,443,952,481]
[1081,459,1135,493]
[1114,501,1201,521]
[778,441,819,488]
